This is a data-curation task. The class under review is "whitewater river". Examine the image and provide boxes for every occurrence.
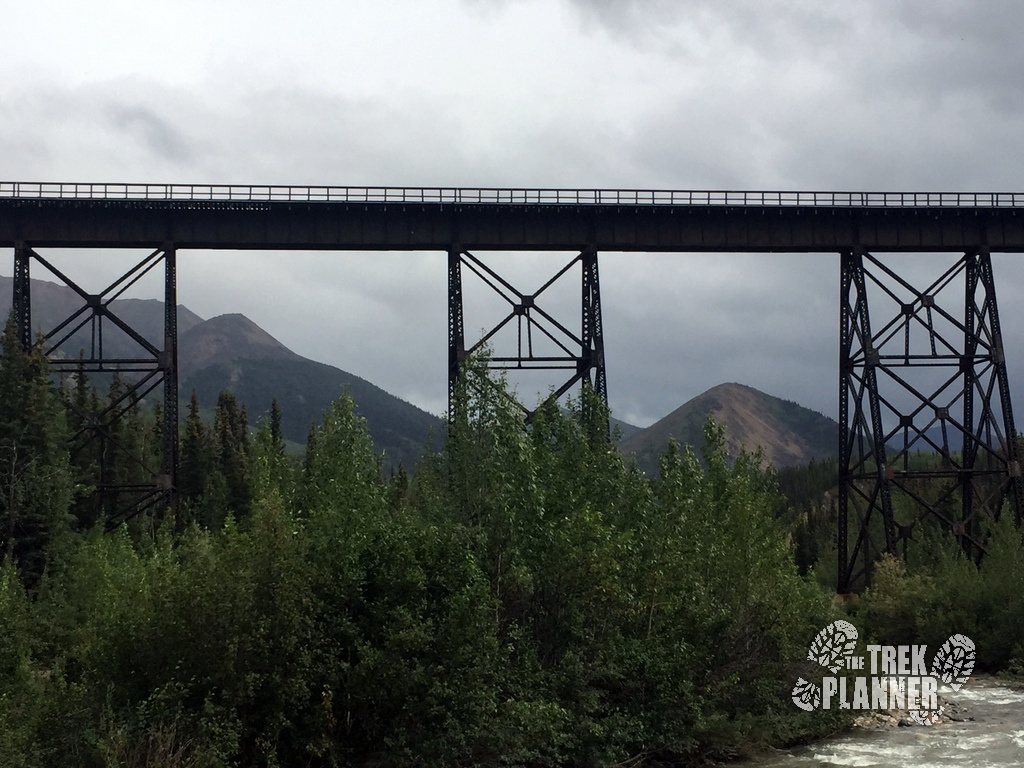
[745,679,1024,767]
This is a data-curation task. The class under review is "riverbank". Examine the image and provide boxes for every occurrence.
[849,687,973,728]
[740,678,1024,767]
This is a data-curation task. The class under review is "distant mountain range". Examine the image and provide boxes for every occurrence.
[619,382,839,474]
[0,276,441,469]
[2,276,842,473]
[0,275,205,359]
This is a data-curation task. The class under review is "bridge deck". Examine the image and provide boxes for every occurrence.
[2,184,1024,251]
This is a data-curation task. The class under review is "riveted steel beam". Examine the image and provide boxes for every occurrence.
[838,250,1021,592]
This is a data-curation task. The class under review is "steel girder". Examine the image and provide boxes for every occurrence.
[447,248,608,428]
[838,249,1022,592]
[7,195,1024,252]
[10,245,179,528]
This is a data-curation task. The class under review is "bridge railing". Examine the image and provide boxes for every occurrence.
[2,182,1024,207]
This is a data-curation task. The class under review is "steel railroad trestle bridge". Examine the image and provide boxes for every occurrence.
[3,182,1024,592]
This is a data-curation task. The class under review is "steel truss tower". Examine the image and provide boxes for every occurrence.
[447,248,608,426]
[11,245,178,528]
[838,248,1022,593]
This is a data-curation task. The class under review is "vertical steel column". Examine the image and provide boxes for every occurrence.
[447,248,465,420]
[580,248,609,433]
[581,248,608,402]
[968,249,1022,526]
[12,244,31,349]
[162,248,179,513]
[838,257,851,593]
[962,250,980,553]
[838,249,896,593]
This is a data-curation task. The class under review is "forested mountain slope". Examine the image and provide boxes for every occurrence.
[0,276,441,467]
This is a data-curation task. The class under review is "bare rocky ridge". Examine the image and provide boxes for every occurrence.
[620,382,838,473]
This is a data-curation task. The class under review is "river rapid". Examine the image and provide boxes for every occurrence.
[745,679,1024,767]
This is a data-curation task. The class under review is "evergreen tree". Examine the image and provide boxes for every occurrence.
[251,398,293,502]
[270,397,283,448]
[62,360,103,529]
[213,391,252,520]
[0,319,74,585]
[177,391,214,527]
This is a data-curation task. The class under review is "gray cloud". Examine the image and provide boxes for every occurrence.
[105,103,193,164]
[6,0,1024,429]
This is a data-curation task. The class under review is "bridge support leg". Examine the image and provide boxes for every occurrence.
[13,244,32,348]
[448,248,465,421]
[161,249,179,516]
[581,248,609,412]
[447,248,608,431]
[838,249,1021,592]
[10,246,179,529]
[839,249,896,592]
[962,249,1023,532]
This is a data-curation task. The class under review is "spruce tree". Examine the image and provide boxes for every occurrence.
[252,399,292,502]
[178,391,214,526]
[0,319,74,585]
[270,398,283,448]
[214,391,252,521]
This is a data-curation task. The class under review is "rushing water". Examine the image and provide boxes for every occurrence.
[746,679,1024,767]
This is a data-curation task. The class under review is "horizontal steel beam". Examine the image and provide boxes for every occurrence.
[3,198,1024,251]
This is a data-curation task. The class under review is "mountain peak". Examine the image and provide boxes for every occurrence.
[621,382,838,472]
[179,313,298,379]
[699,381,759,402]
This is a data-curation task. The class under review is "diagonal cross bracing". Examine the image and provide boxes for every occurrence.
[11,245,178,528]
[838,249,1022,592]
[447,248,608,426]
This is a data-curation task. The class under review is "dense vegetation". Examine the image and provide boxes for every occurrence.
[5,313,1024,766]
[837,473,1024,674]
[0,323,851,766]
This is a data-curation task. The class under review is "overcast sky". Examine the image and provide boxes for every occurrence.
[4,0,1024,426]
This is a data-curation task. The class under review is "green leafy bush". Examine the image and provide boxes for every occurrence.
[2,350,849,766]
